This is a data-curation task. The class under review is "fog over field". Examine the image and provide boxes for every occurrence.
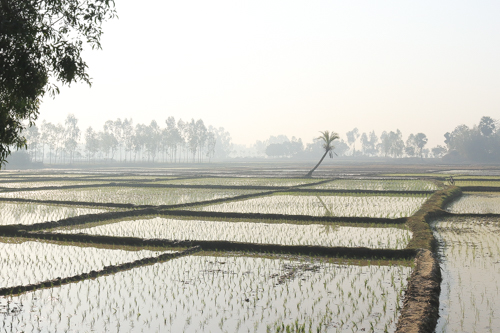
[37,0,500,149]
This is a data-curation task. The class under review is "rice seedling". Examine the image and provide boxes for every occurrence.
[193,193,428,218]
[304,179,438,191]
[444,192,500,214]
[54,217,412,249]
[0,180,111,189]
[0,187,264,206]
[449,180,500,187]
[0,239,173,289]
[153,177,323,187]
[0,254,412,332]
[432,216,500,333]
[0,202,108,226]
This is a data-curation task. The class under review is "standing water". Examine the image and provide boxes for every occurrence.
[432,216,500,333]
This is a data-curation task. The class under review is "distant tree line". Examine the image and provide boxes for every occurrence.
[258,130,433,159]
[22,115,233,164]
[257,116,499,162]
[18,115,500,164]
[444,116,500,162]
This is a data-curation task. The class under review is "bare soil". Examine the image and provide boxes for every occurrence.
[396,249,441,333]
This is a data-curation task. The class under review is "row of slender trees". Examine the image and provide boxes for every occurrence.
[23,115,233,164]
[21,115,498,163]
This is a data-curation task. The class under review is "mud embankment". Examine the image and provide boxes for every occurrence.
[396,249,441,333]
[395,186,461,333]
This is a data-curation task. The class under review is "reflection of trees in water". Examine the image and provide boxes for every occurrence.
[315,195,333,217]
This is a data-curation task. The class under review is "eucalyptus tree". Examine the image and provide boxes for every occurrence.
[41,122,57,164]
[177,119,189,162]
[195,119,208,162]
[145,120,160,162]
[405,133,427,158]
[360,131,378,156]
[0,0,117,166]
[186,119,197,162]
[158,128,169,163]
[389,130,405,158]
[206,132,216,162]
[305,130,340,177]
[209,125,233,159]
[84,127,99,163]
[405,134,417,157]
[64,114,80,163]
[379,131,391,157]
[165,117,181,162]
[107,118,125,161]
[360,133,369,155]
[99,131,118,160]
[132,123,148,161]
[39,120,51,163]
[346,128,360,156]
[121,118,134,162]
[24,125,40,162]
[378,130,405,158]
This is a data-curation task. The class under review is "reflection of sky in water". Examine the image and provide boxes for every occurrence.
[56,217,412,249]
[0,202,106,225]
[159,177,319,187]
[433,217,500,333]
[0,255,411,332]
[445,192,500,214]
[305,179,437,191]
[0,188,262,205]
[196,195,427,218]
[0,240,170,288]
[0,181,108,188]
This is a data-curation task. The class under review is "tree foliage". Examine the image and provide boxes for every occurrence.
[23,115,231,164]
[444,116,500,162]
[306,130,339,177]
[0,0,117,165]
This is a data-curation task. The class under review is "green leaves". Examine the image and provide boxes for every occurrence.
[0,0,117,166]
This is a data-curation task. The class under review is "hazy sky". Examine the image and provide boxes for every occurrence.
[38,0,500,148]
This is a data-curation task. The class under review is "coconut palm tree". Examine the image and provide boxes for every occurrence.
[305,130,339,177]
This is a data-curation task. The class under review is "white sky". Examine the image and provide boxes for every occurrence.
[38,0,500,148]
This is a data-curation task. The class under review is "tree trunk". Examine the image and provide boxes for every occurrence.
[305,150,329,177]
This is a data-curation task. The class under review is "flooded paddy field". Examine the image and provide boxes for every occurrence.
[304,179,438,191]
[0,187,265,207]
[448,180,500,187]
[432,216,500,333]
[153,177,323,187]
[0,202,108,226]
[0,253,412,333]
[192,193,429,218]
[53,216,412,249]
[0,238,171,289]
[0,180,114,189]
[444,192,500,214]
[5,165,493,332]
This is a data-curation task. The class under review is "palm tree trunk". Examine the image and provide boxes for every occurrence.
[305,150,329,177]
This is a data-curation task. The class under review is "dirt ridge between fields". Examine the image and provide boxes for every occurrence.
[395,186,461,333]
